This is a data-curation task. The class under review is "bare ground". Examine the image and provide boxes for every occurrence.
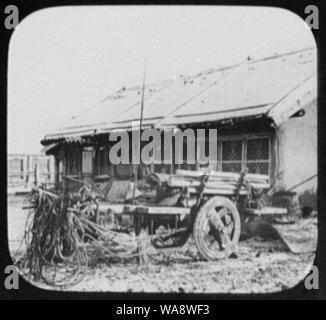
[8,195,317,293]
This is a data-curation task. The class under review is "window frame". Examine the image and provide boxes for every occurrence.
[149,131,273,176]
[246,135,271,175]
[218,133,272,176]
[82,146,94,175]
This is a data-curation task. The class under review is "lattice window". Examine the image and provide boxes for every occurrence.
[246,138,270,174]
[221,139,243,173]
[219,136,271,175]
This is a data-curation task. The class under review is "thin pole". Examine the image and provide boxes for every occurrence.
[132,61,147,204]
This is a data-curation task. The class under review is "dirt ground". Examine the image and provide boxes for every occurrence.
[8,195,317,293]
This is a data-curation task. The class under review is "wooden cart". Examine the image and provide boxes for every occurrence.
[98,169,287,261]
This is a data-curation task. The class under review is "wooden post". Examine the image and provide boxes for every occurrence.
[34,162,38,186]
[62,145,67,194]
[25,155,30,186]
[47,158,51,182]
[20,158,24,180]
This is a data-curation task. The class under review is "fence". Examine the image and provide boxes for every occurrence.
[8,154,55,190]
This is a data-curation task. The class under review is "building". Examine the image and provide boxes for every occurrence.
[41,47,317,208]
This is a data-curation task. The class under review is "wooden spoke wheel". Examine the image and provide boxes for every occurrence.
[193,196,241,260]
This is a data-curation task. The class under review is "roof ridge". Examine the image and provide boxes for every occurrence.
[247,46,316,65]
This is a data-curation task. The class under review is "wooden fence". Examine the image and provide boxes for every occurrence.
[8,154,55,189]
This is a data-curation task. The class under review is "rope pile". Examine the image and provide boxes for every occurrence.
[15,186,152,288]
[15,186,101,287]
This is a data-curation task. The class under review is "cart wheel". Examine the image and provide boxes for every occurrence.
[193,196,241,260]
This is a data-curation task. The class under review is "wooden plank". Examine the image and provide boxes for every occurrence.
[175,169,269,183]
[146,206,190,215]
[204,189,248,196]
[168,176,246,190]
[246,173,269,181]
[98,203,126,213]
[188,187,248,196]
[175,169,204,177]
[208,176,239,182]
[98,203,145,214]
[210,171,241,179]
[168,177,201,188]
[246,207,287,216]
[176,169,241,180]
[248,182,270,189]
[205,184,245,191]
[98,202,190,215]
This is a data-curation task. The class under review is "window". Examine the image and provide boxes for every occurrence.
[82,147,93,175]
[246,137,270,174]
[55,158,63,185]
[150,132,271,175]
[219,136,270,175]
[221,139,242,173]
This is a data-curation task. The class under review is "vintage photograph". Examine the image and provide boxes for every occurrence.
[7,6,317,293]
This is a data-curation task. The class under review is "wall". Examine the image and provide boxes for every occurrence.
[276,99,317,208]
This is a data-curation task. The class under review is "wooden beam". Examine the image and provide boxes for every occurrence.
[98,202,191,215]
[246,207,287,216]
